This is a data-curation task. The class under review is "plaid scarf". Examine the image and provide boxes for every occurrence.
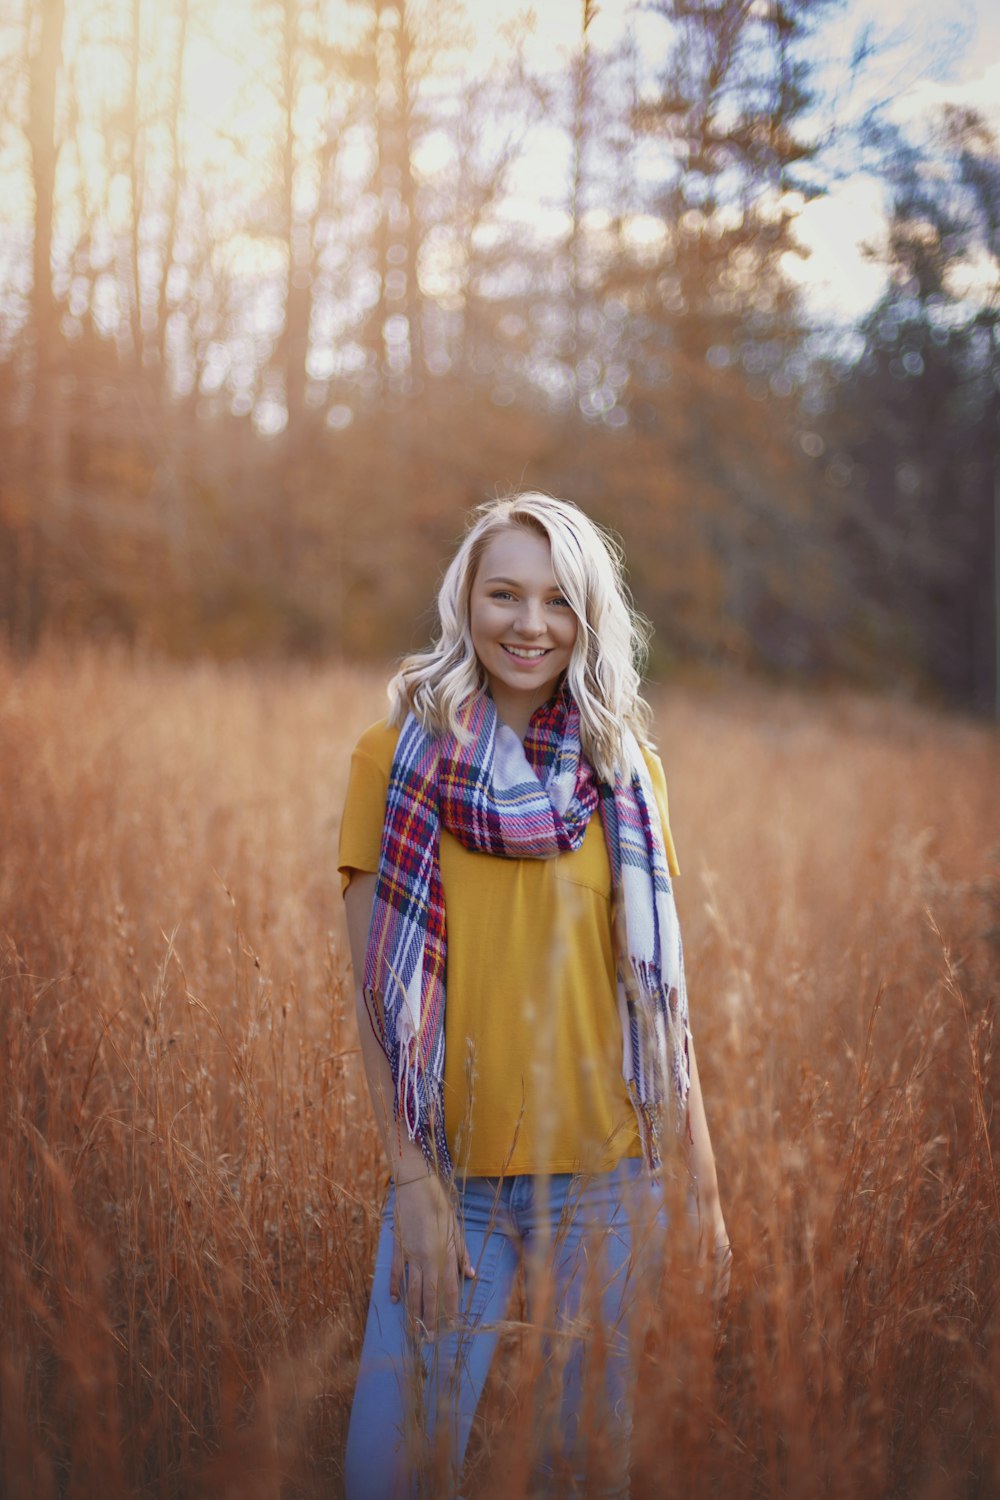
[363,685,690,1177]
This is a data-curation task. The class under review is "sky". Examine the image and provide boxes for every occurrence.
[474,0,1000,325]
[786,0,1000,321]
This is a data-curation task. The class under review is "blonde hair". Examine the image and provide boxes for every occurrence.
[387,493,653,780]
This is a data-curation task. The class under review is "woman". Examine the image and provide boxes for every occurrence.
[339,493,728,1498]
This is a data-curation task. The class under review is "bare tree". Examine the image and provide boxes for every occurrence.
[17,0,67,647]
[152,0,189,397]
[566,0,598,366]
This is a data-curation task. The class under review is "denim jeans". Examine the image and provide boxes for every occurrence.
[343,1157,669,1500]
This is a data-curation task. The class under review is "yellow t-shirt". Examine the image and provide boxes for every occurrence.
[338,719,681,1177]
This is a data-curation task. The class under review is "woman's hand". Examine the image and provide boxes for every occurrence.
[684,1036,730,1308]
[690,1205,731,1308]
[390,1172,476,1334]
[712,1225,733,1305]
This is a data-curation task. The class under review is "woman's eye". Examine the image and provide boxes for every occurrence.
[487,589,570,606]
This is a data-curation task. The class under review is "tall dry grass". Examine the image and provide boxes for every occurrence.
[0,644,997,1498]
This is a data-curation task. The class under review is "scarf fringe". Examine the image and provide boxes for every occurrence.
[382,1027,454,1175]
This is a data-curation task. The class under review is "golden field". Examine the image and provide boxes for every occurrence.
[1,644,998,1499]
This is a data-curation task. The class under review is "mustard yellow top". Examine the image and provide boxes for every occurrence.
[338,719,681,1177]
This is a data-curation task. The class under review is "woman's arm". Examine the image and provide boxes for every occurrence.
[685,1034,731,1299]
[344,873,475,1329]
[343,873,428,1180]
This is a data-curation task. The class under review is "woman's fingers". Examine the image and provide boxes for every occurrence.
[440,1257,460,1325]
[389,1232,404,1304]
[419,1265,438,1332]
[399,1246,464,1335]
[406,1262,424,1325]
[455,1221,476,1281]
[713,1238,733,1303]
[390,1177,473,1335]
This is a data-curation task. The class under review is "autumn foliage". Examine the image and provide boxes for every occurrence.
[3,1,997,708]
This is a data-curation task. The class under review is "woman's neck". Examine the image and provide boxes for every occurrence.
[488,684,549,741]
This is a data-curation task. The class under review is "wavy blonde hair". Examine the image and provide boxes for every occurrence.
[387,493,653,780]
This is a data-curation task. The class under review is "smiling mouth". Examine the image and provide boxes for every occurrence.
[501,645,550,660]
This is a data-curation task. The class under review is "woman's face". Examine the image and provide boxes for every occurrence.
[469,526,579,723]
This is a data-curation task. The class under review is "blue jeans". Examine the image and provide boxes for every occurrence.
[343,1158,668,1500]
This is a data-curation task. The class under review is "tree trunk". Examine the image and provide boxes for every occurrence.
[154,0,189,396]
[21,0,67,650]
[125,0,143,369]
[279,0,310,445]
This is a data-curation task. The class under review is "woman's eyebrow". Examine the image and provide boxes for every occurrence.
[483,575,561,587]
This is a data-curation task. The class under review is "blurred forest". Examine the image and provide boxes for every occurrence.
[0,0,998,709]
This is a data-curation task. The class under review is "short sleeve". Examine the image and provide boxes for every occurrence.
[639,744,681,878]
[337,721,399,894]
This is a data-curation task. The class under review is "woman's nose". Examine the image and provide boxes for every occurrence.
[513,599,545,635]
